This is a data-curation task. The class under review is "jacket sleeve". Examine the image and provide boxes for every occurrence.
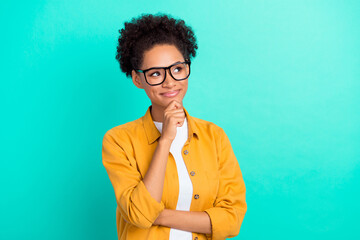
[204,127,247,240]
[102,129,165,229]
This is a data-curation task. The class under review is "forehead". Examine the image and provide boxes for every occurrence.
[141,44,184,69]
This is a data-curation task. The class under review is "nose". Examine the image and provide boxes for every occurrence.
[162,69,177,87]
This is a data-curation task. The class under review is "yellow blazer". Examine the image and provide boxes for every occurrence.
[102,105,247,240]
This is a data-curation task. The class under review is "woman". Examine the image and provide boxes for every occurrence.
[102,13,247,240]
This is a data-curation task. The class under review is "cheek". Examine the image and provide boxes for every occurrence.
[151,88,162,97]
[143,87,154,98]
[182,82,188,91]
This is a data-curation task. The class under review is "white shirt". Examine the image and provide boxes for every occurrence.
[153,117,193,240]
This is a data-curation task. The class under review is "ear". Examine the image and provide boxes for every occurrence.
[131,70,144,89]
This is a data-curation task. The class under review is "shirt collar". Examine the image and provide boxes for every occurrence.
[142,105,199,145]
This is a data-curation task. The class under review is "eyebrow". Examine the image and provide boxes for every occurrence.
[142,60,184,70]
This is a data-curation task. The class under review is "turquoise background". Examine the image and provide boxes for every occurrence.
[1,0,359,239]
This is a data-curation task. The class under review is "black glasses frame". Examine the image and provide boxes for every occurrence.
[135,60,191,86]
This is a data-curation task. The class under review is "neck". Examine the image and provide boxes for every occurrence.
[150,105,165,122]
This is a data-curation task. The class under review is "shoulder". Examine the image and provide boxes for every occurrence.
[102,116,144,144]
[190,115,226,138]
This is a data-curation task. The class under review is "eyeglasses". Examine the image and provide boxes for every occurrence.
[135,60,191,86]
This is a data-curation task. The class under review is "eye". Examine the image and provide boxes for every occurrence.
[173,66,183,73]
[149,71,161,77]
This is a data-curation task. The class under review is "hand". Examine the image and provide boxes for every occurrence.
[153,215,161,226]
[153,209,167,226]
[160,100,185,142]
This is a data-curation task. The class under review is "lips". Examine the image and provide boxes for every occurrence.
[161,89,180,97]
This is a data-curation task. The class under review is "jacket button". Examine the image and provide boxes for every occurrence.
[184,150,189,155]
[194,237,198,240]
[194,194,199,199]
[190,171,195,176]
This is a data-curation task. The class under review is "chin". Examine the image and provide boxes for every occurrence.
[159,98,183,106]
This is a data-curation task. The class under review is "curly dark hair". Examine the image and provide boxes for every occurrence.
[116,13,198,77]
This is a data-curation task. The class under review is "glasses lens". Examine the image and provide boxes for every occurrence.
[145,68,166,85]
[170,62,190,80]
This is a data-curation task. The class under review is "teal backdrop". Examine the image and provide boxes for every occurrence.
[1,0,359,239]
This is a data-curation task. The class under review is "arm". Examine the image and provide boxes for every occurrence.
[152,127,247,239]
[143,138,172,202]
[203,127,247,240]
[153,209,212,234]
[102,130,169,229]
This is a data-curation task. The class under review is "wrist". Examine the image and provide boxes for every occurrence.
[155,209,168,226]
[159,137,172,146]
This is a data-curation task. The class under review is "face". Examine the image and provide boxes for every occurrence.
[131,44,189,121]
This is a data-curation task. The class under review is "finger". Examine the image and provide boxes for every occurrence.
[169,100,182,110]
[171,116,185,126]
[172,112,186,119]
[177,120,185,127]
[174,100,182,109]
[164,100,178,112]
[165,112,185,122]
[166,109,185,115]
[165,104,183,116]
[164,110,184,120]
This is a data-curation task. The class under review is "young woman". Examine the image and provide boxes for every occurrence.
[102,13,247,240]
